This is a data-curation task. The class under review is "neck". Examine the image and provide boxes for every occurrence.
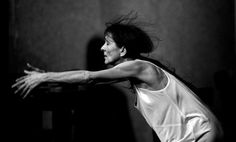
[110,58,133,67]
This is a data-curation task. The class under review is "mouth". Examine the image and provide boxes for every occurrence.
[103,55,107,61]
[103,53,108,58]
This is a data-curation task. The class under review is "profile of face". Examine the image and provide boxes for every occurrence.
[101,34,124,65]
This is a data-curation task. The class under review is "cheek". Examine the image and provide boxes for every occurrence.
[109,50,119,58]
[106,47,116,56]
[105,52,120,63]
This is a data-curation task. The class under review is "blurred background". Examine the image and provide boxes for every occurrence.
[7,0,235,142]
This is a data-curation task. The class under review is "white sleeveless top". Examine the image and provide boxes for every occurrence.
[133,60,215,142]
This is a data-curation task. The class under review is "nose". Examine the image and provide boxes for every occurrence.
[100,43,106,52]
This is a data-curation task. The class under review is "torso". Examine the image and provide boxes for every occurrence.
[133,60,216,141]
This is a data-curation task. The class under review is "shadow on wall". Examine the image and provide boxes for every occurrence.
[213,69,235,142]
[86,35,106,71]
[198,68,236,142]
[70,35,136,142]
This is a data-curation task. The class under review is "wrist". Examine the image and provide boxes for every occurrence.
[42,72,50,82]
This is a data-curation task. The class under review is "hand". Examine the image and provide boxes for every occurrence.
[12,70,46,99]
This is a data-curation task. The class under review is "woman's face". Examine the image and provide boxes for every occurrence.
[101,34,122,65]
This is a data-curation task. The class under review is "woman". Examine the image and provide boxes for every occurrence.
[12,14,223,142]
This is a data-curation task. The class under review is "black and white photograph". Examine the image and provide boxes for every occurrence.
[7,0,235,142]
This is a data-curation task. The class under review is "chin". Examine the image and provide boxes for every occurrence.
[104,60,110,64]
[105,60,115,65]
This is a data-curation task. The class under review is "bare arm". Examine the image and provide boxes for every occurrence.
[12,60,143,98]
[45,70,90,84]
[45,60,142,84]
[89,60,143,82]
[40,60,141,84]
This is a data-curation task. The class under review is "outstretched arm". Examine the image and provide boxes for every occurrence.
[12,60,144,98]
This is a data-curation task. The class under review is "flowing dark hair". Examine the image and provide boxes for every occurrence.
[104,12,159,58]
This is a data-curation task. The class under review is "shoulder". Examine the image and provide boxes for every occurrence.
[89,59,148,80]
[114,59,161,80]
[131,59,166,80]
[113,59,148,72]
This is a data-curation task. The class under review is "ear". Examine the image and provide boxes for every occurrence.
[120,46,127,57]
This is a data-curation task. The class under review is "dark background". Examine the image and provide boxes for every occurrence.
[6,0,235,142]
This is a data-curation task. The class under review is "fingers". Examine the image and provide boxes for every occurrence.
[24,70,44,75]
[12,72,33,88]
[14,81,36,99]
[27,63,45,73]
[12,77,28,88]
[12,80,24,89]
[22,84,37,99]
[12,76,31,97]
[13,82,28,97]
[24,70,34,75]
[12,74,30,88]
[27,63,38,71]
[14,82,27,94]
[27,63,33,68]
[12,63,44,99]
[20,84,30,98]
[15,75,28,82]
